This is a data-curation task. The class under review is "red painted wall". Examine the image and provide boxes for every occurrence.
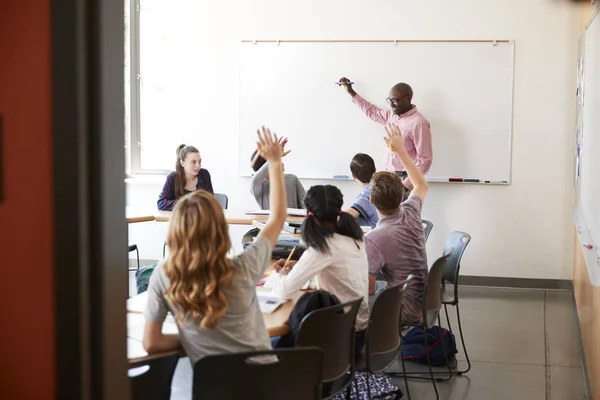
[0,1,55,398]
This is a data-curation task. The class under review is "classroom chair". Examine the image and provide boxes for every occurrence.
[441,231,472,375]
[422,220,433,241]
[296,298,363,399]
[162,192,229,257]
[356,283,410,400]
[193,348,323,400]
[386,251,453,400]
[129,353,179,400]
[214,193,229,209]
[128,243,140,271]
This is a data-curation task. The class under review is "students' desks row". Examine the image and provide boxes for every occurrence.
[127,207,305,226]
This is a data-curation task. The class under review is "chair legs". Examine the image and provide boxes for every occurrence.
[453,303,472,375]
[162,242,167,258]
[399,347,412,400]
[135,247,140,270]
[423,328,440,400]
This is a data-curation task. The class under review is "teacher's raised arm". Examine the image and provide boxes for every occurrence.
[338,77,433,190]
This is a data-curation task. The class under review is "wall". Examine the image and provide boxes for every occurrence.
[128,0,580,279]
[0,0,55,399]
[573,2,599,399]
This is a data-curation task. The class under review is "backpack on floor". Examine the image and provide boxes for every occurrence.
[332,372,402,400]
[402,325,457,366]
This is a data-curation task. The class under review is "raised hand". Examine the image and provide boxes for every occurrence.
[278,137,291,158]
[384,123,406,153]
[338,77,356,96]
[256,126,283,163]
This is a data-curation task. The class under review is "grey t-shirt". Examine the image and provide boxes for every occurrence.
[250,161,306,209]
[144,236,273,365]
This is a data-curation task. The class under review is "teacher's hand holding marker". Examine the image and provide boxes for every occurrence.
[336,76,433,190]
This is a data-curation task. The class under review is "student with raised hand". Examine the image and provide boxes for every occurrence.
[143,127,287,363]
[344,153,379,228]
[365,124,429,323]
[272,185,370,353]
[157,144,214,211]
[250,137,306,209]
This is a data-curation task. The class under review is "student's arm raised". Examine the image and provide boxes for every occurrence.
[384,124,428,202]
[256,127,287,247]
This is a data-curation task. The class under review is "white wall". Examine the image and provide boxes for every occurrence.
[128,0,580,279]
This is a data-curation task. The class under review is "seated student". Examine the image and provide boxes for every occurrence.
[365,124,428,323]
[157,144,214,211]
[250,137,306,209]
[272,185,370,353]
[143,128,287,364]
[345,153,379,228]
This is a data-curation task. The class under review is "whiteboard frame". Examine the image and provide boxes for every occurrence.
[238,39,516,184]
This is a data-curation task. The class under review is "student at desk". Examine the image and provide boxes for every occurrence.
[250,137,305,209]
[345,153,379,229]
[272,185,370,353]
[157,144,214,211]
[143,128,287,364]
[366,124,429,323]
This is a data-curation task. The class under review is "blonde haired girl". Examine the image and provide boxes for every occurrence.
[143,127,287,364]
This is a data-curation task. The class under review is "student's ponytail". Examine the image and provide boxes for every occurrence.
[336,211,363,245]
[301,185,363,254]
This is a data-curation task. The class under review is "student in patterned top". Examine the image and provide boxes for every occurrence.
[143,127,287,364]
[157,144,214,211]
[345,153,379,228]
[365,124,429,324]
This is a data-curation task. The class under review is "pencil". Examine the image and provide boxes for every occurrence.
[282,246,297,272]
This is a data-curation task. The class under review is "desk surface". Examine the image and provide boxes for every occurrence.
[126,206,156,224]
[155,209,305,226]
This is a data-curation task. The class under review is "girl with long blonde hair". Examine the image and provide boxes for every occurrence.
[143,127,287,364]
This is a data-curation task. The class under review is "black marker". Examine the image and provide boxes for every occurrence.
[464,179,480,183]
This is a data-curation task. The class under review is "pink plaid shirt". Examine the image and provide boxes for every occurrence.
[352,94,433,189]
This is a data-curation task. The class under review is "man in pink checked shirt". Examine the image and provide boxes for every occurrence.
[338,77,433,191]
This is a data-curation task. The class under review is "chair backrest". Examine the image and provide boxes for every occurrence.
[423,251,452,327]
[366,283,407,373]
[442,231,471,285]
[422,219,434,241]
[129,353,179,400]
[296,298,362,383]
[193,348,323,400]
[214,193,228,209]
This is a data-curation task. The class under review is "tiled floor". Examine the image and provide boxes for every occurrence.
[129,271,588,399]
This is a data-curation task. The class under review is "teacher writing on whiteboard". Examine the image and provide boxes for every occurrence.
[338,77,432,190]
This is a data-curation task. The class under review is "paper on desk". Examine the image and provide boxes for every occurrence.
[257,291,285,314]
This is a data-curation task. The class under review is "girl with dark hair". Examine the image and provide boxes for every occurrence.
[273,185,369,352]
[157,144,214,211]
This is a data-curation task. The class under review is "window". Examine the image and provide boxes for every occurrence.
[125,0,204,174]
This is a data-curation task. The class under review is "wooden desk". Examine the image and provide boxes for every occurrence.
[155,209,305,226]
[126,206,156,224]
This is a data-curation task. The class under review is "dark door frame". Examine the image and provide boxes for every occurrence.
[52,0,129,398]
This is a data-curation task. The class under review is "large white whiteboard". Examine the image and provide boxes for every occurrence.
[576,9,600,285]
[238,41,514,181]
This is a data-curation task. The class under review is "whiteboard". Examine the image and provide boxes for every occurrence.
[577,8,600,284]
[238,41,514,182]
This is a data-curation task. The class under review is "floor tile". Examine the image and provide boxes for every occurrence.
[546,291,583,367]
[442,286,546,366]
[549,366,588,400]
[391,361,546,400]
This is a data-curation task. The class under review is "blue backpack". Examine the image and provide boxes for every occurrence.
[402,326,457,366]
